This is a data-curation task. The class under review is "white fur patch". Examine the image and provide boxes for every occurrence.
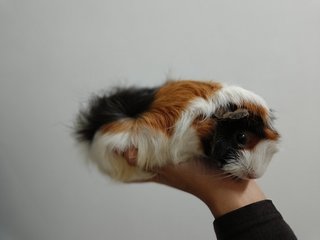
[90,131,153,181]
[222,140,278,179]
[216,85,269,109]
[89,124,202,181]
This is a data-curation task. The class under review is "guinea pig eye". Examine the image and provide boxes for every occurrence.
[235,131,247,147]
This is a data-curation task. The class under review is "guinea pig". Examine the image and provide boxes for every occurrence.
[74,80,279,182]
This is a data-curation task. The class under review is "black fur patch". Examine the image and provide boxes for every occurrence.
[203,114,266,166]
[75,87,158,143]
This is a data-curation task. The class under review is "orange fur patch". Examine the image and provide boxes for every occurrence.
[244,133,261,150]
[264,128,280,141]
[245,129,279,150]
[137,80,222,135]
[101,119,135,133]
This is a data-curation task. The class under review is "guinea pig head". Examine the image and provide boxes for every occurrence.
[210,104,279,179]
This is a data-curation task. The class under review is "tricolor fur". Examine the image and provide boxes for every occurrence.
[75,80,280,182]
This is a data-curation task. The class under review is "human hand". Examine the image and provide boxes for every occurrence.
[117,147,266,218]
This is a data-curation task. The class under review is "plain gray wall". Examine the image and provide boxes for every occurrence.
[1,0,319,239]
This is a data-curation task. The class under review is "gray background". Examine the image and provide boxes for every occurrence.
[1,0,319,239]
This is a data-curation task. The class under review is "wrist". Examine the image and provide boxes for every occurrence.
[199,180,266,218]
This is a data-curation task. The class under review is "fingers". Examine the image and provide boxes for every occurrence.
[124,147,138,166]
[113,147,175,185]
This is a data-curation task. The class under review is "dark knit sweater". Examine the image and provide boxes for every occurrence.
[213,200,297,240]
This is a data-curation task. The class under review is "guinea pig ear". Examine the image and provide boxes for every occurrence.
[214,108,249,120]
[222,108,249,120]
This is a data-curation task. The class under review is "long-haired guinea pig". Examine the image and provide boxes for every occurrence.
[74,80,280,182]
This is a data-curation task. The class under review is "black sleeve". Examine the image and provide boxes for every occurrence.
[213,200,297,240]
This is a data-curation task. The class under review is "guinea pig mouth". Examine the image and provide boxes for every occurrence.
[221,140,278,179]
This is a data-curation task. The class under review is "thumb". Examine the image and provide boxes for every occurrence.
[123,147,138,166]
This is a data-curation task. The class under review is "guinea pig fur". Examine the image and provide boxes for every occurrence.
[74,80,280,182]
